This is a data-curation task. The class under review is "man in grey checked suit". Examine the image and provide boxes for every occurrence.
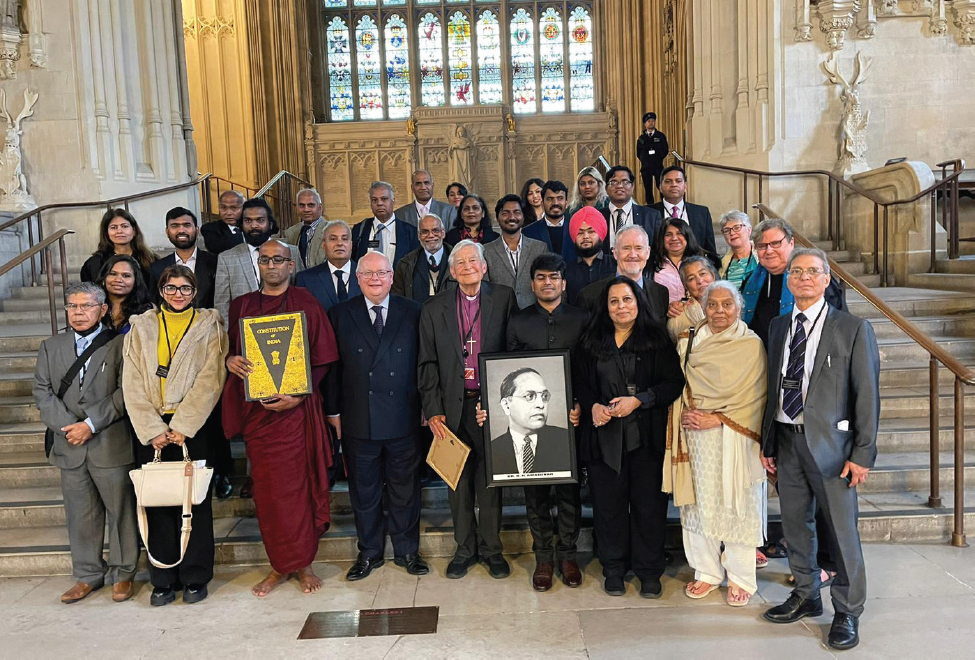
[394,170,457,228]
[33,282,138,604]
[282,188,328,268]
[214,197,302,324]
[483,194,549,309]
[760,247,880,651]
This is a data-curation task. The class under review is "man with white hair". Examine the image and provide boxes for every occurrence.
[283,188,327,268]
[418,240,518,580]
[392,213,455,303]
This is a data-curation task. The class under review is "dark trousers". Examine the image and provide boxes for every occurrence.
[343,433,421,559]
[588,443,668,581]
[776,423,867,617]
[641,169,662,205]
[524,483,581,563]
[137,433,215,589]
[448,397,502,560]
[202,400,233,476]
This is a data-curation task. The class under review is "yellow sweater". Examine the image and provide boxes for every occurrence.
[157,306,196,410]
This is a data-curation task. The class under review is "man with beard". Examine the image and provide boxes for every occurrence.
[392,213,456,304]
[502,253,588,591]
[213,197,302,324]
[564,207,617,305]
[150,207,233,499]
[523,180,569,254]
[296,220,362,313]
[201,190,246,255]
[222,240,338,597]
[483,195,548,309]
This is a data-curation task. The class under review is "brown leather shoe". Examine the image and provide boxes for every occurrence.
[532,561,554,592]
[560,559,583,588]
[61,582,99,604]
[112,581,134,602]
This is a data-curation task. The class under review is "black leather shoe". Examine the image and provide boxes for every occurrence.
[639,576,663,599]
[484,554,510,579]
[828,613,860,650]
[150,586,176,607]
[346,554,384,581]
[604,576,625,596]
[214,475,233,500]
[763,592,823,623]
[446,554,477,579]
[394,553,430,576]
[183,583,208,604]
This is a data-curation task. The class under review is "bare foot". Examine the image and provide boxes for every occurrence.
[297,566,322,594]
[252,569,288,597]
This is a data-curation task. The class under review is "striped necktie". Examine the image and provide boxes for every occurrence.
[783,313,807,419]
[522,436,535,474]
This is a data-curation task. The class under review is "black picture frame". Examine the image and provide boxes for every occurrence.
[478,349,578,487]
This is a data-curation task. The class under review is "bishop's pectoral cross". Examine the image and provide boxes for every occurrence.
[464,336,477,358]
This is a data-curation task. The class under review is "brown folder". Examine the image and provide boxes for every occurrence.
[426,427,471,491]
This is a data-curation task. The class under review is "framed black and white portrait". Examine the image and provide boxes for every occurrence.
[479,349,578,487]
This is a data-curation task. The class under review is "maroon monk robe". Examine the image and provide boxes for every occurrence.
[222,286,339,574]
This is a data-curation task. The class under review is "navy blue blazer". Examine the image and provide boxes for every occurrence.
[149,249,218,309]
[326,294,422,440]
[351,217,421,267]
[521,218,561,253]
[295,260,362,313]
[650,201,717,254]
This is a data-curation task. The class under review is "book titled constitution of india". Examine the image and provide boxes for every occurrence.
[241,312,312,402]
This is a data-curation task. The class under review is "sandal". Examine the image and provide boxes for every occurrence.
[762,540,789,559]
[727,584,752,607]
[756,550,769,569]
[684,580,719,599]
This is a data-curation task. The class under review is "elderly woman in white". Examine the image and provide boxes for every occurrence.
[666,256,718,343]
[664,280,768,606]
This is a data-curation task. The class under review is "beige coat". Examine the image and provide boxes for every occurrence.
[122,308,229,444]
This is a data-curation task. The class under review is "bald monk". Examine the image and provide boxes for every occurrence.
[222,240,339,596]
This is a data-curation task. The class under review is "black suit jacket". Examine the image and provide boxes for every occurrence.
[200,221,244,255]
[295,260,362,313]
[491,425,572,476]
[351,218,421,267]
[418,281,518,431]
[574,272,669,328]
[326,294,422,440]
[637,130,669,173]
[650,201,717,254]
[149,249,218,309]
[506,302,590,352]
[391,245,455,303]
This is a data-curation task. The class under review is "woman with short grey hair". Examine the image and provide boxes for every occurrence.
[718,210,756,289]
[667,256,719,342]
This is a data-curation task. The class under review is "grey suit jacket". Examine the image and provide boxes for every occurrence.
[483,235,549,309]
[394,199,457,228]
[213,241,303,324]
[283,220,327,269]
[33,331,133,470]
[761,304,881,476]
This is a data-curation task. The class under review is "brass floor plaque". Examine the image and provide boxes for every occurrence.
[297,606,440,640]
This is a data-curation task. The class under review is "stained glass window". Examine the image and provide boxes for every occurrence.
[538,8,565,112]
[510,8,536,114]
[355,16,383,120]
[476,10,502,105]
[418,13,445,106]
[324,0,347,7]
[353,0,377,6]
[326,17,354,121]
[384,15,411,118]
[383,0,406,5]
[568,6,594,111]
[447,12,473,105]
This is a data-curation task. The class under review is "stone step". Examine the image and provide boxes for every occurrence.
[875,416,975,453]
[0,397,40,424]
[1,298,64,313]
[0,423,45,454]
[878,362,971,388]
[0,374,33,397]
[868,315,975,340]
[876,336,975,363]
[880,386,975,418]
[906,273,975,293]
[0,352,38,373]
[10,285,66,300]
[846,288,975,320]
[0,337,45,353]
[934,257,975,275]
[0,310,58,326]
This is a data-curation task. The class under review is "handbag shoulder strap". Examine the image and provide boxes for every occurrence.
[57,328,118,398]
[137,452,195,570]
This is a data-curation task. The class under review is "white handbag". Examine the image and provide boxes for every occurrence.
[129,444,214,569]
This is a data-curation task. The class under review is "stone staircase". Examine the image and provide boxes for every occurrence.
[0,249,973,577]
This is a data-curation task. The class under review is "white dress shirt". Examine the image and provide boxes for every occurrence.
[663,199,686,221]
[369,216,398,266]
[503,234,523,275]
[327,260,352,294]
[74,324,105,433]
[247,243,260,279]
[174,247,198,270]
[510,429,538,474]
[414,200,430,221]
[366,295,390,326]
[424,246,445,295]
[776,296,828,424]
[608,200,634,248]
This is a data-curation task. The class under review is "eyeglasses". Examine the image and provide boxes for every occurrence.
[358,269,392,279]
[721,223,748,235]
[508,390,552,403]
[607,180,633,187]
[64,303,101,312]
[418,228,444,237]
[257,256,293,265]
[787,267,827,279]
[161,284,196,296]
[755,238,789,251]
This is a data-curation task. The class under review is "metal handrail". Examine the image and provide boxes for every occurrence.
[672,151,966,285]
[0,229,74,335]
[254,170,314,233]
[254,170,312,198]
[754,202,968,547]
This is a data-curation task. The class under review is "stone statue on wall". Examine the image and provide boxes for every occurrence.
[0,86,37,210]
[0,0,21,79]
[823,52,871,179]
[448,125,474,187]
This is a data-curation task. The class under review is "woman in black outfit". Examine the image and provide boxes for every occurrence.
[96,255,153,334]
[575,276,684,599]
[520,177,545,226]
[80,208,157,284]
[444,193,499,246]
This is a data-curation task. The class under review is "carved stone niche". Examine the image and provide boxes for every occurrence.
[0,0,22,80]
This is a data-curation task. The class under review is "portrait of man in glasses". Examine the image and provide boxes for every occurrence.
[490,366,573,479]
